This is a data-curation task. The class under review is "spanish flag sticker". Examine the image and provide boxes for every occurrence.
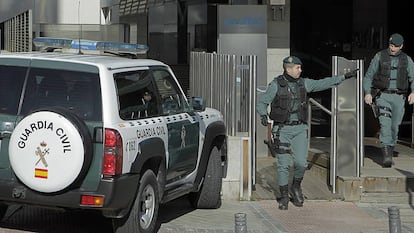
[34,168,48,179]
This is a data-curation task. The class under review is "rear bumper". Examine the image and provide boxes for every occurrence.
[0,173,140,218]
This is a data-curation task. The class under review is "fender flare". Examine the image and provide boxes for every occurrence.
[118,138,166,217]
[194,121,226,189]
[130,137,166,174]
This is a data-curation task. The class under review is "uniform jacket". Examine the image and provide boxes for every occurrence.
[257,73,345,123]
[270,75,307,123]
[363,48,414,94]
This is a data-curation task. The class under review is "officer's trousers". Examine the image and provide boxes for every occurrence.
[272,124,308,186]
[376,93,405,146]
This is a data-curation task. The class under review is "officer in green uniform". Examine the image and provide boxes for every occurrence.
[257,56,357,210]
[363,33,414,168]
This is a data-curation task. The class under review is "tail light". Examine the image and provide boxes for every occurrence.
[102,128,123,176]
[80,195,104,207]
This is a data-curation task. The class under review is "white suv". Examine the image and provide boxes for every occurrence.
[0,38,227,233]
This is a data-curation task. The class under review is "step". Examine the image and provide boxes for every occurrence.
[257,137,414,202]
[336,175,414,201]
[360,192,413,204]
[361,176,414,193]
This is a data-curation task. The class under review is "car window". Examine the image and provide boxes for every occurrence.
[0,65,27,115]
[20,68,102,121]
[152,69,190,115]
[115,69,159,120]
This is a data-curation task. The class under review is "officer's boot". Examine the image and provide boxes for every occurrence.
[290,177,304,207]
[382,146,392,168]
[388,146,395,164]
[391,146,399,157]
[278,185,289,210]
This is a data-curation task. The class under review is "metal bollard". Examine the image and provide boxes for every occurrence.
[388,206,401,233]
[235,212,247,233]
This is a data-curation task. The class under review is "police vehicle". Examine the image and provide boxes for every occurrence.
[0,38,227,233]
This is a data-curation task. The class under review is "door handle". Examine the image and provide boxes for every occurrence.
[0,131,12,139]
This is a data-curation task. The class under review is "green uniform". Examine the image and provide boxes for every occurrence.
[257,74,345,186]
[363,49,414,147]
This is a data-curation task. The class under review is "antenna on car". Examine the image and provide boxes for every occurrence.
[78,0,83,55]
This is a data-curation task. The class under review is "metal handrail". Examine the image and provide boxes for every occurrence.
[309,98,331,114]
[307,97,332,147]
[307,97,336,194]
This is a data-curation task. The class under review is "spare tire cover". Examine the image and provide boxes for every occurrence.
[9,111,87,193]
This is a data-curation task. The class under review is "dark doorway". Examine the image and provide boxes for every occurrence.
[290,0,353,137]
[291,0,413,143]
[387,0,413,143]
[290,0,353,79]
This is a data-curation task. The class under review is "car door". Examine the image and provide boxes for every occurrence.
[0,59,30,178]
[151,67,199,183]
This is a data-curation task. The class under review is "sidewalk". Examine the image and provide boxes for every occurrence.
[0,196,412,232]
[158,198,394,233]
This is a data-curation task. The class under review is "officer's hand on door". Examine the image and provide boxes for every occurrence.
[344,69,359,79]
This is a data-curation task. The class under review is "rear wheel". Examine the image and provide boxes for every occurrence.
[189,147,223,209]
[113,170,159,233]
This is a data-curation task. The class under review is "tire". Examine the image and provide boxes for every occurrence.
[113,170,159,233]
[8,107,93,193]
[0,204,8,221]
[156,160,166,202]
[189,146,223,209]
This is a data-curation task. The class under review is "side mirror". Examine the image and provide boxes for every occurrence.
[191,97,206,111]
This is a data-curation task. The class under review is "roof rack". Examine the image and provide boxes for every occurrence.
[32,37,149,57]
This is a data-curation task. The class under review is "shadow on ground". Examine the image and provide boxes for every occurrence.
[364,145,383,166]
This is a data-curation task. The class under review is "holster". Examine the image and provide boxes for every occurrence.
[370,88,381,118]
[264,140,277,157]
[263,136,291,157]
[371,103,380,118]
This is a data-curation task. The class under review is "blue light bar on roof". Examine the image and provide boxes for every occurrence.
[96,41,148,52]
[71,40,99,50]
[33,37,73,49]
[33,37,149,54]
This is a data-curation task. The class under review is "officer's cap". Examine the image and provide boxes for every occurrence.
[283,56,302,65]
[389,33,404,46]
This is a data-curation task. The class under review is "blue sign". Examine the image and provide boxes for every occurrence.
[219,5,267,34]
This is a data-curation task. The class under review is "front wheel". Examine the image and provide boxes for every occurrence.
[113,170,160,233]
[189,146,223,209]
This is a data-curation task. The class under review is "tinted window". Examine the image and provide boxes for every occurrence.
[115,69,159,120]
[20,68,102,121]
[152,69,190,115]
[0,65,27,115]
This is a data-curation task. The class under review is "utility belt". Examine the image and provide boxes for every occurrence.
[274,120,305,126]
[381,89,406,95]
[371,88,406,98]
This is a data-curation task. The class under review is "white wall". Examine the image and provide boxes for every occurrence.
[0,0,101,25]
[267,48,289,83]
[57,0,101,24]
